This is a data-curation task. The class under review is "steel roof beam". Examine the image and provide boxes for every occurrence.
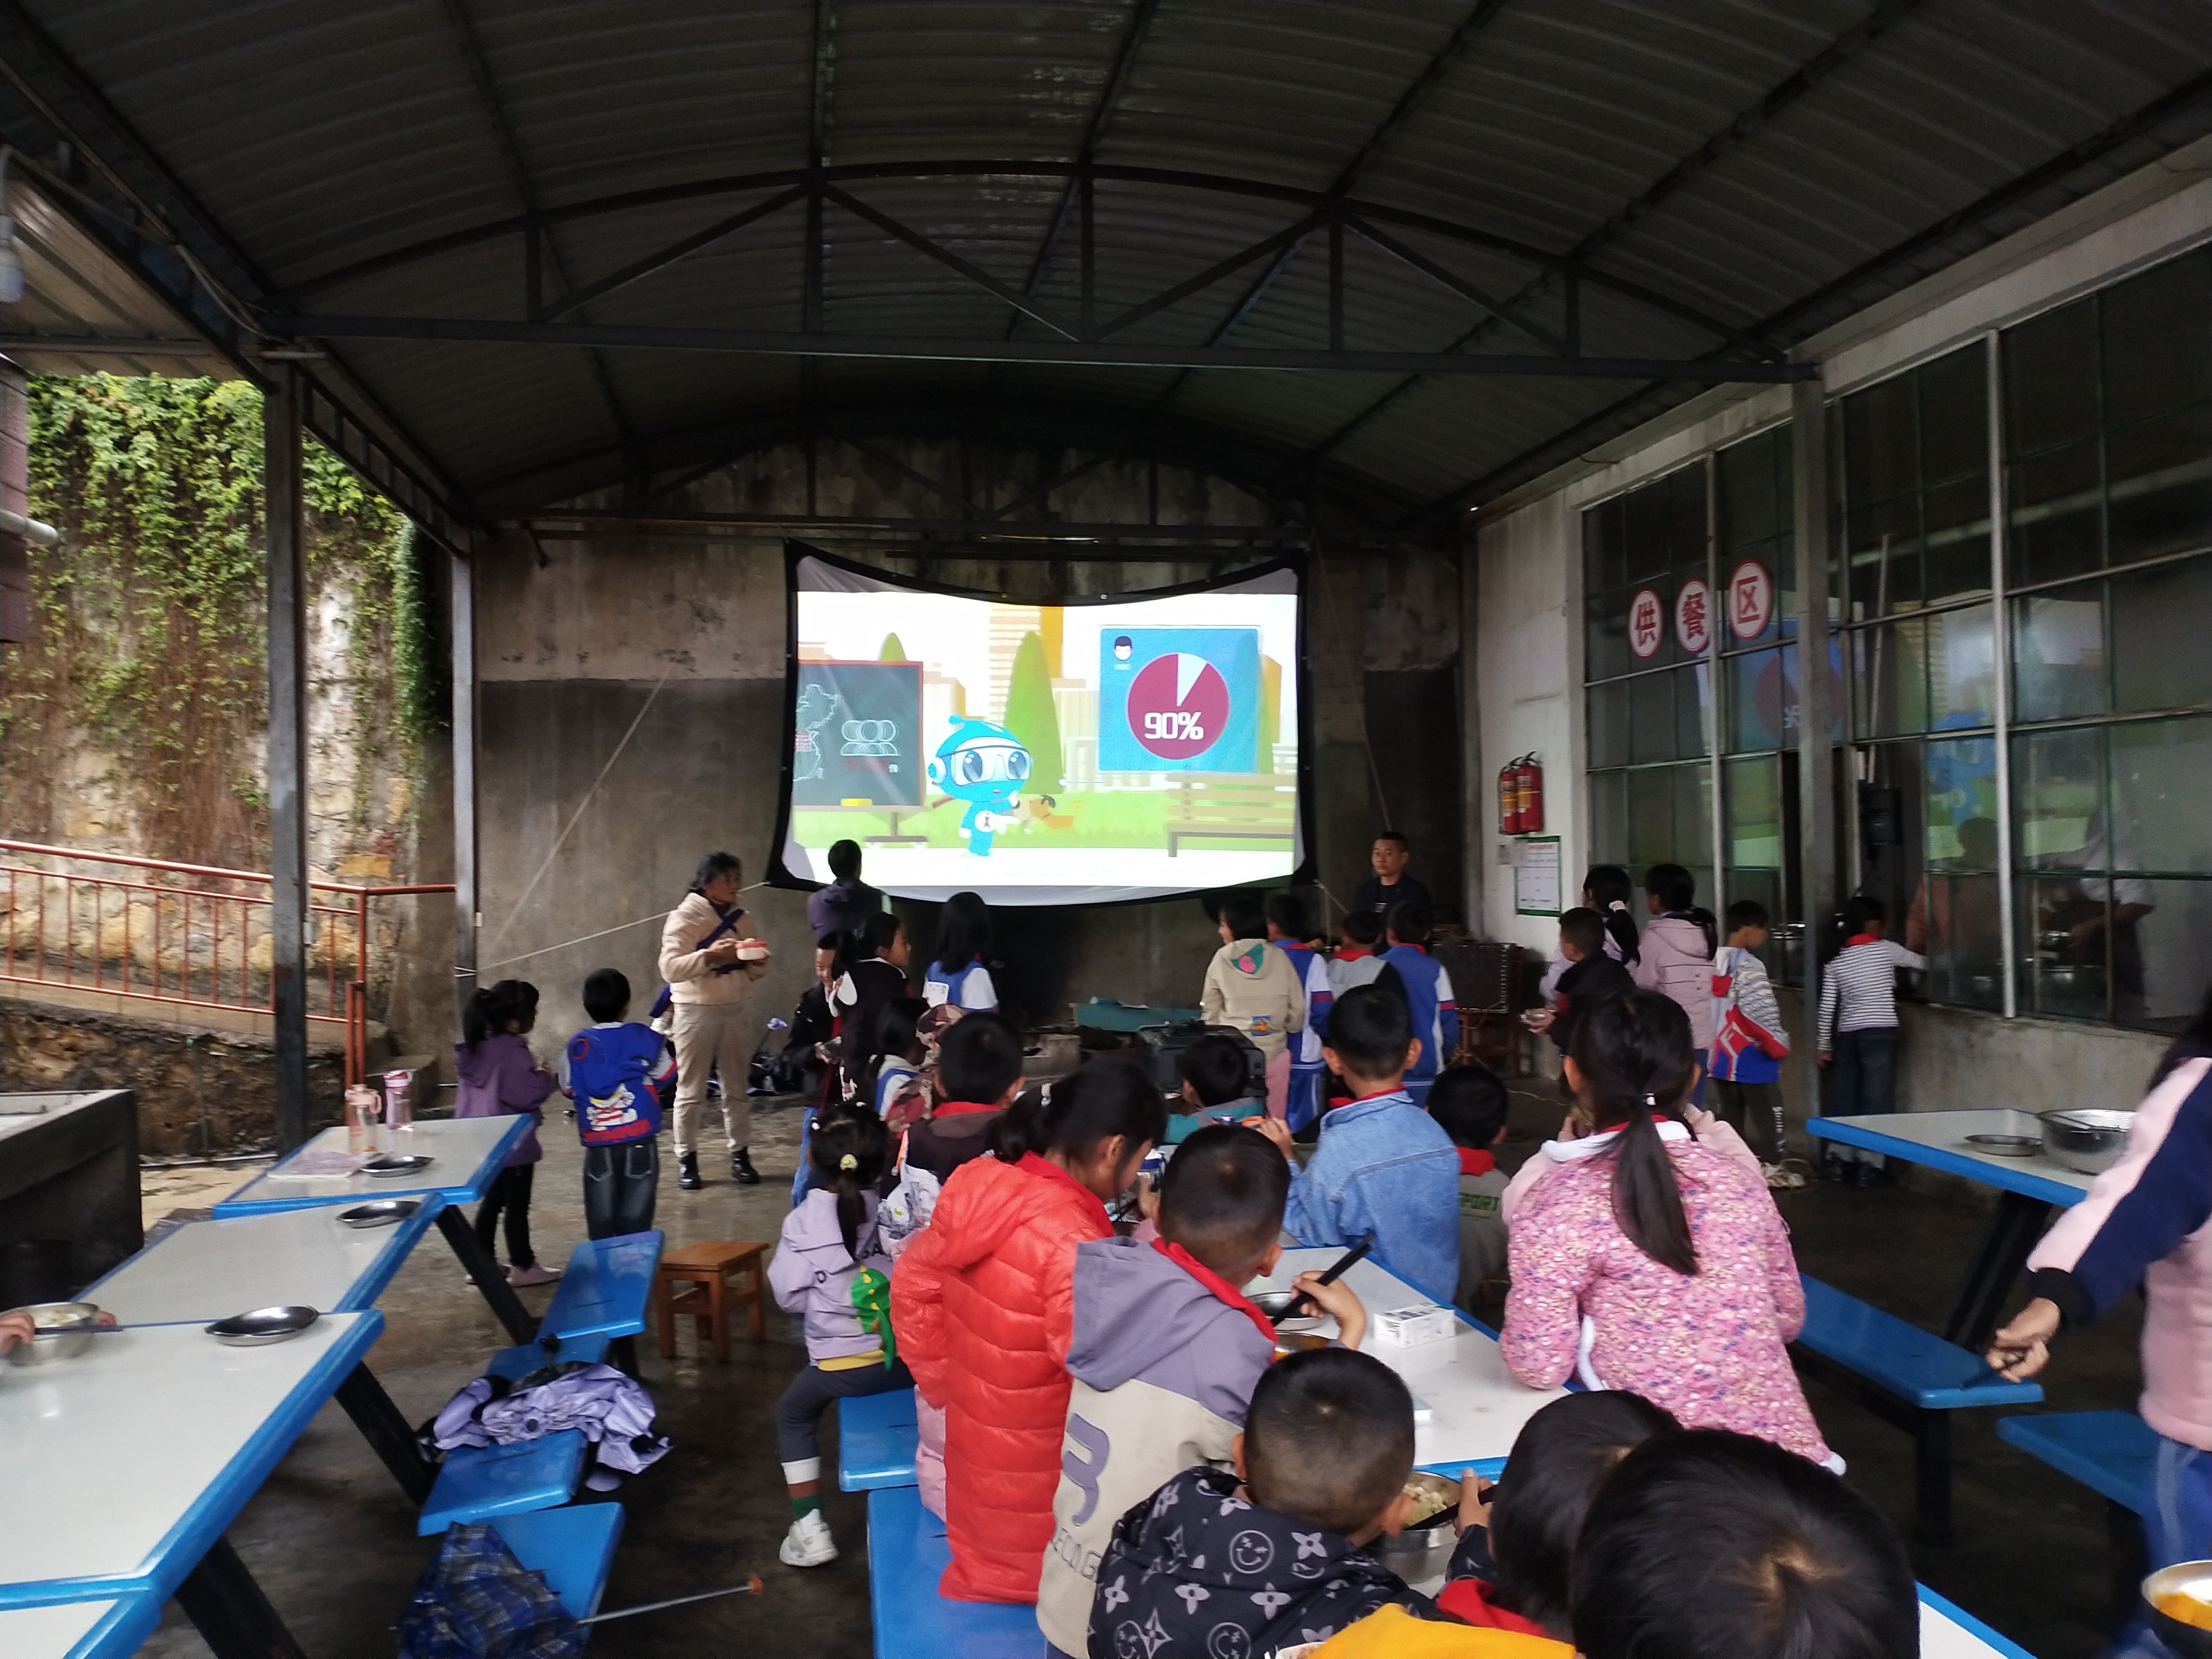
[821,182,1082,339]
[260,312,1812,380]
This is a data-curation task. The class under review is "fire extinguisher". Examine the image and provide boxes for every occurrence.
[1516,755,1545,835]
[1498,758,1522,836]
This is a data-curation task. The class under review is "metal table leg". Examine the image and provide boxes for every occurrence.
[333,1362,436,1504]
[1941,1189,2054,1351]
[435,1203,538,1342]
[174,1536,308,1659]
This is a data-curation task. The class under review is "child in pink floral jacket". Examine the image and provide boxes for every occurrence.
[1499,989,1835,1470]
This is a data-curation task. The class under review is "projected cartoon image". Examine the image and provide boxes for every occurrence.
[780,557,1301,904]
[928,715,1032,857]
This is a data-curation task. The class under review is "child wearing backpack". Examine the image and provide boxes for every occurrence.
[564,968,675,1242]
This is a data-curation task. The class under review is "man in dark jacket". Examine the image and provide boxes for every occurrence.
[1085,1349,1442,1658]
[807,838,885,982]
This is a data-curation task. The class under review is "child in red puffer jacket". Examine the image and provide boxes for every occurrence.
[890,1055,1165,1604]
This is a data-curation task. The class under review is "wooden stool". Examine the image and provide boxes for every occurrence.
[653,1240,769,1362]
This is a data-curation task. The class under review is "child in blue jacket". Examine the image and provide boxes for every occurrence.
[565,968,675,1242]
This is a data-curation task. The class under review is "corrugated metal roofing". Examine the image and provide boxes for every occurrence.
[2,0,2208,522]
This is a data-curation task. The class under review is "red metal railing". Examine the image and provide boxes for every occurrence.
[0,839,454,1082]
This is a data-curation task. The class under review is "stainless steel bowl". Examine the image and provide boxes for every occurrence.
[206,1305,320,1346]
[337,1198,420,1228]
[2038,1109,2134,1176]
[3,1300,103,1366]
[363,1153,434,1178]
[1374,1473,1462,1587]
[2144,1561,2212,1658]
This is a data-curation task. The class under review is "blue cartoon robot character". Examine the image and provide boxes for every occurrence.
[929,716,1030,856]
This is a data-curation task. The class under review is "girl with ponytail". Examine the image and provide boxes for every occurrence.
[453,979,558,1286]
[893,1055,1166,1601]
[768,1102,908,1570]
[1499,991,1837,1469]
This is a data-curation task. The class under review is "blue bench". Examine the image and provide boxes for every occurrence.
[487,1331,613,1383]
[1997,1410,2160,1627]
[540,1231,664,1341]
[490,1504,626,1625]
[1996,1410,2158,1515]
[866,1483,1040,1659]
[839,1386,920,1491]
[1789,1276,2041,1544]
[420,1430,590,1535]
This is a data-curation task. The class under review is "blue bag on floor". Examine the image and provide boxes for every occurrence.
[394,1521,584,1659]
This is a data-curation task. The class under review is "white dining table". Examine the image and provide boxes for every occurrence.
[213,1115,538,1342]
[1253,1247,1567,1476]
[84,1199,443,1324]
[0,1595,160,1659]
[0,1313,382,1624]
[1920,1584,2036,1658]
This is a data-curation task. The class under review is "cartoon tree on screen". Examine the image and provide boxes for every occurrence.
[1002,630,1064,789]
[880,633,908,661]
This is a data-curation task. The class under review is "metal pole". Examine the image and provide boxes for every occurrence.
[1985,331,2017,1021]
[264,368,310,1150]
[1791,373,1837,1103]
[451,545,479,1023]
[1705,454,1726,905]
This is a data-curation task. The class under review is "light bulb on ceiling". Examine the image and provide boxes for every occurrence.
[0,217,23,305]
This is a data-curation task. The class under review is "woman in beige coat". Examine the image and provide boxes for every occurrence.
[660,851,770,1189]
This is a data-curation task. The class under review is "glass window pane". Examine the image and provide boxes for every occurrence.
[1844,374,1918,507]
[1677,663,1712,759]
[1624,479,1673,583]
[1719,431,1781,549]
[1929,604,1995,729]
[2008,439,2103,586]
[2111,715,2212,876]
[2015,726,2106,870]
[2122,879,2212,1031]
[1592,770,1628,865]
[2105,403,2212,566]
[2006,297,2100,456]
[1588,679,1629,769]
[2112,555,2212,713]
[1924,736,1999,865]
[1921,479,1991,602]
[1584,499,1625,595]
[1853,619,1925,738]
[1627,767,1675,866]
[1729,648,1786,752]
[1914,874,2003,1010]
[2017,876,2110,1023]
[1725,755,1782,868]
[1630,671,1677,764]
[1587,588,1629,682]
[1847,495,1921,619]
[2012,587,2109,723]
[1919,344,1988,485]
[2101,251,2212,427]
[1674,761,1714,887]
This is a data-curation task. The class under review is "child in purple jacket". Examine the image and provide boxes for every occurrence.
[768,1104,911,1571]
[454,979,560,1287]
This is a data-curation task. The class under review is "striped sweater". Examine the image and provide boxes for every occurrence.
[1816,936,1926,1048]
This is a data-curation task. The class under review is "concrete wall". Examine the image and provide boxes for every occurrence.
[473,439,1464,1048]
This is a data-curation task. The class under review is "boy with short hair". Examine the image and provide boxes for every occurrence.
[1426,1064,1512,1310]
[1711,899,1793,1171]
[1378,900,1456,1107]
[1328,911,1386,994]
[1256,984,1461,1304]
[1818,895,1926,1184]
[879,1009,1025,1254]
[1266,893,1334,1136]
[1086,1347,1440,1657]
[1165,1032,1263,1144]
[1526,907,1636,1060]
[1202,892,1305,1120]
[1039,1126,1368,1657]
[565,968,676,1242]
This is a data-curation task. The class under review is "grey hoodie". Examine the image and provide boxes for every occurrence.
[1037,1235,1277,1656]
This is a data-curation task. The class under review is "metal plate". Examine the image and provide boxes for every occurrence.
[362,1153,435,1178]
[205,1305,320,1345]
[336,1198,421,1228]
[1964,1133,2041,1158]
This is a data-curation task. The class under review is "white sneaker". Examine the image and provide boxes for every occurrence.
[506,1262,562,1288]
[778,1510,838,1568]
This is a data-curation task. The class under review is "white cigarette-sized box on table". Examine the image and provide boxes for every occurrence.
[1373,1304,1457,1348]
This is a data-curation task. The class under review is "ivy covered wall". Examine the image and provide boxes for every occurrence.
[2,374,444,876]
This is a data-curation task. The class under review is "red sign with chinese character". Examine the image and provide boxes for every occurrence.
[1674,578,1712,656]
[1627,587,1663,659]
[1728,559,1775,641]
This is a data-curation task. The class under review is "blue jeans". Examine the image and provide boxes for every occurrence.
[1830,1028,1899,1164]
[2119,1435,2212,1657]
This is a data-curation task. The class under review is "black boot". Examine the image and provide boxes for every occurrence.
[678,1150,702,1191]
[732,1146,760,1186]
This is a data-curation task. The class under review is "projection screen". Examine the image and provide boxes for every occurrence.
[770,548,1306,905]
